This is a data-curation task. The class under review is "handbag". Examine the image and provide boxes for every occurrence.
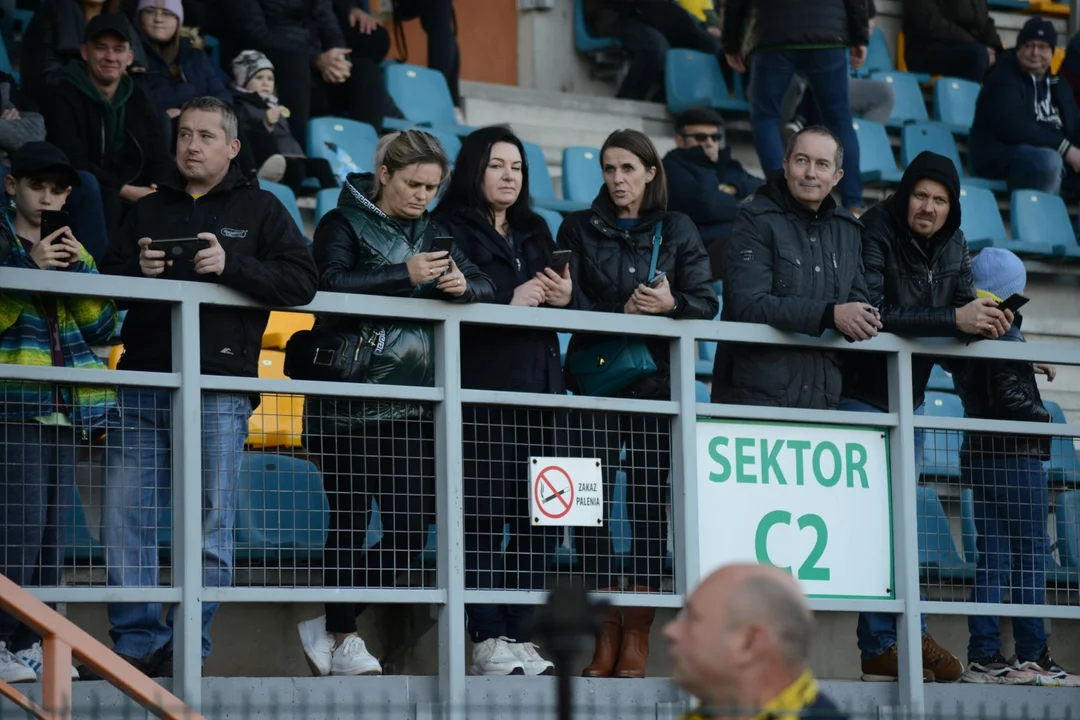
[283,323,384,384]
[567,222,663,397]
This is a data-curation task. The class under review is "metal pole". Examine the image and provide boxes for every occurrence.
[1070,0,1080,42]
[671,332,701,597]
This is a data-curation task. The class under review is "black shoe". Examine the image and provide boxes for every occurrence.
[78,652,162,681]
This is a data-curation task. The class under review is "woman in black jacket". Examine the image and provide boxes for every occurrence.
[559,129,718,679]
[436,126,578,676]
[296,130,494,678]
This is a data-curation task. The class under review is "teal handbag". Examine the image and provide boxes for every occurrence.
[567,222,663,397]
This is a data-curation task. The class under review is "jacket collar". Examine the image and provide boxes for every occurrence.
[756,170,844,221]
[157,161,252,197]
[441,204,521,263]
[589,185,664,234]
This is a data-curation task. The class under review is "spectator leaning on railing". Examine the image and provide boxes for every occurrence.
[0,142,116,685]
[87,96,318,680]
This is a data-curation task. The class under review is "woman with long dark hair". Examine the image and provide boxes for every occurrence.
[436,126,579,676]
[559,128,717,678]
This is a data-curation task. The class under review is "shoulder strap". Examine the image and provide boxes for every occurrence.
[647,220,663,279]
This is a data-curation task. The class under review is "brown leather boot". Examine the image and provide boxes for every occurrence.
[613,602,655,679]
[582,594,622,678]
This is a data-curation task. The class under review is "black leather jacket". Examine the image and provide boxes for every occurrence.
[954,321,1051,460]
[558,189,718,399]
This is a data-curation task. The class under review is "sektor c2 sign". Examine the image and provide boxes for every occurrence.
[696,418,894,599]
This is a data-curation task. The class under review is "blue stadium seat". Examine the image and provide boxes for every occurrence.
[562,146,604,204]
[695,380,710,403]
[259,180,305,235]
[869,71,928,128]
[852,119,902,185]
[961,185,1060,258]
[1044,400,1080,488]
[535,207,564,239]
[921,391,963,481]
[522,141,590,213]
[306,117,379,180]
[900,122,1007,192]
[696,340,717,378]
[315,187,339,225]
[0,30,12,75]
[383,63,477,136]
[927,364,955,393]
[575,0,619,52]
[917,485,975,580]
[234,453,329,561]
[933,77,980,137]
[863,27,893,75]
[426,128,462,162]
[202,34,220,66]
[1010,190,1077,259]
[664,49,750,115]
[557,332,571,365]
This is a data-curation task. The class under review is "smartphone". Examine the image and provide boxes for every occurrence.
[149,237,211,261]
[548,249,572,275]
[432,236,454,255]
[40,210,70,243]
[997,293,1030,314]
[647,270,667,289]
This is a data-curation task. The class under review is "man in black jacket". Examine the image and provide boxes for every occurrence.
[92,96,318,678]
[721,0,867,212]
[841,150,1012,684]
[902,0,1002,82]
[663,108,761,279]
[42,13,171,242]
[711,126,880,410]
[970,18,1080,196]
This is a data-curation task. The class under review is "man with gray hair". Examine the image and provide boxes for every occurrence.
[90,96,318,679]
[665,563,847,718]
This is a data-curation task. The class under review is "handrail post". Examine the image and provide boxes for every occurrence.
[172,298,204,708]
[671,330,700,598]
[41,635,72,720]
[887,348,924,712]
[434,316,466,716]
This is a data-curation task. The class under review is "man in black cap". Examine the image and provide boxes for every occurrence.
[841,150,1013,684]
[971,16,1080,195]
[42,13,171,239]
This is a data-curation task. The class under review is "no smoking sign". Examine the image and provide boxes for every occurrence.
[529,457,604,527]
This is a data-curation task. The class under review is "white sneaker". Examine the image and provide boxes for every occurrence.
[508,641,555,676]
[14,642,79,680]
[258,154,286,183]
[297,616,334,677]
[470,637,524,676]
[0,642,36,683]
[330,635,382,676]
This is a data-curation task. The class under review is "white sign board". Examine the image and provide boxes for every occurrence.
[697,419,893,599]
[529,457,604,527]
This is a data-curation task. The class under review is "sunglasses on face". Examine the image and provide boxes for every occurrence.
[681,132,722,143]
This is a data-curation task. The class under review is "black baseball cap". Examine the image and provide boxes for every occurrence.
[9,142,81,187]
[84,12,133,44]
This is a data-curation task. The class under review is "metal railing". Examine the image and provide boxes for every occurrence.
[2,266,1079,715]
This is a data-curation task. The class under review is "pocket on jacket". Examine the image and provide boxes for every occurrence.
[775,246,803,295]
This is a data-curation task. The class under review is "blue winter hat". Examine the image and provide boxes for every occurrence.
[971,248,1027,301]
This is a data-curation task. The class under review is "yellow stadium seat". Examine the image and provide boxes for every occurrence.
[247,348,305,449]
[107,344,124,369]
[1052,45,1065,74]
[262,311,314,350]
[1031,1,1069,17]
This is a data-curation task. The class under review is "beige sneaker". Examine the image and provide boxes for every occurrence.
[258,154,286,183]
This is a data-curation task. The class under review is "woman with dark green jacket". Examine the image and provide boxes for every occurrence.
[298,130,494,677]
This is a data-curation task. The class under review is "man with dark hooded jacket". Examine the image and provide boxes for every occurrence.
[840,150,1012,684]
[92,96,318,678]
[970,17,1080,196]
[711,126,880,410]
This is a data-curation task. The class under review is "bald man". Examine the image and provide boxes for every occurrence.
[664,564,846,719]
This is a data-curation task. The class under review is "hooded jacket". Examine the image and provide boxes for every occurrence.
[100,163,319,377]
[902,0,1002,72]
[970,49,1080,179]
[140,35,232,113]
[662,145,762,241]
[557,188,718,400]
[303,174,495,432]
[842,151,977,411]
[232,88,305,164]
[44,61,172,196]
[721,0,868,59]
[711,171,869,410]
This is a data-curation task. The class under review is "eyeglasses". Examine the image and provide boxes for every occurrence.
[680,132,722,143]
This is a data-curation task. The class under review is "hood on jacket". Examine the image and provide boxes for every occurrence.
[339,173,392,219]
[61,61,134,150]
[889,150,962,242]
[756,169,841,219]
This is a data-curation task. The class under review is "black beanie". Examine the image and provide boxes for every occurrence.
[1017,16,1057,51]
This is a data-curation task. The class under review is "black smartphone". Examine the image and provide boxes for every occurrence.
[432,236,454,255]
[647,270,667,289]
[997,293,1030,314]
[40,210,70,242]
[149,237,211,261]
[548,249,572,275]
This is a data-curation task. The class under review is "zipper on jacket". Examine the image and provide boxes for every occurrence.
[831,252,839,295]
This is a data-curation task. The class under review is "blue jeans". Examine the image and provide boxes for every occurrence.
[749,47,863,209]
[0,423,76,650]
[66,171,111,265]
[1007,145,1064,195]
[837,396,930,660]
[966,454,1049,662]
[102,389,251,661]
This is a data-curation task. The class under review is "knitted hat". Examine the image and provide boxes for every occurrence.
[1017,16,1056,51]
[231,50,275,90]
[971,248,1027,301]
[136,0,184,25]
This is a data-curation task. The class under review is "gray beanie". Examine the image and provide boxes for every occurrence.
[971,247,1026,300]
[231,50,275,90]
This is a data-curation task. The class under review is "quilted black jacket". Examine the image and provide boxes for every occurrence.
[557,189,718,400]
[226,0,345,65]
[903,0,1002,70]
[721,0,869,59]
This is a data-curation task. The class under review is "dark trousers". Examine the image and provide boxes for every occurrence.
[574,412,671,589]
[65,171,110,265]
[282,157,338,193]
[309,417,436,634]
[908,43,990,84]
[395,0,461,106]
[463,406,561,644]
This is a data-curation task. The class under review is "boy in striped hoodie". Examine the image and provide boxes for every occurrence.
[0,141,116,683]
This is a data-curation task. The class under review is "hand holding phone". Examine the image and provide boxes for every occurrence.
[647,271,667,289]
[548,249,572,275]
[148,237,211,262]
[40,210,70,244]
[997,293,1030,314]
[432,236,454,276]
